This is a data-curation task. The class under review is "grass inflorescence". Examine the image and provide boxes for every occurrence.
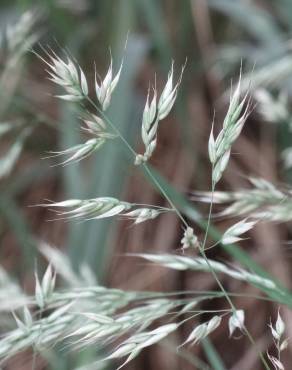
[1,8,292,370]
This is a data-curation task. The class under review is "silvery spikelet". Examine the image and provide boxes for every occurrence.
[42,49,88,101]
[124,207,163,224]
[135,63,184,165]
[267,312,288,370]
[12,308,32,335]
[138,253,276,289]
[106,323,178,369]
[181,227,198,250]
[270,311,285,342]
[35,264,56,308]
[195,177,291,221]
[221,219,257,245]
[208,75,250,184]
[39,197,171,223]
[228,309,245,337]
[47,113,116,166]
[82,114,116,139]
[40,197,131,221]
[135,88,158,165]
[95,58,123,110]
[179,316,222,347]
[47,138,105,166]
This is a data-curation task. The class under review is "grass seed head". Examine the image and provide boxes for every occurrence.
[221,219,257,245]
[181,227,198,250]
[209,74,250,184]
[95,57,123,110]
[47,138,105,166]
[42,49,88,101]
[229,309,245,337]
[135,62,184,165]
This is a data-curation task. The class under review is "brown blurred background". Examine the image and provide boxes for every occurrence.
[1,0,292,369]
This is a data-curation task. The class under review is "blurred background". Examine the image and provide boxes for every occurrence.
[1,0,292,369]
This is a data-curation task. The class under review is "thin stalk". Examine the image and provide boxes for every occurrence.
[31,309,43,370]
[201,174,215,252]
[142,163,188,227]
[84,96,136,157]
[198,171,271,370]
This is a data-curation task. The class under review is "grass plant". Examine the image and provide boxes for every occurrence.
[1,3,292,370]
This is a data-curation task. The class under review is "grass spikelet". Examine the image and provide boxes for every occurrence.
[123,207,165,224]
[38,48,88,101]
[38,197,171,223]
[135,62,184,165]
[228,309,245,337]
[82,114,116,139]
[34,264,56,308]
[95,57,123,110]
[181,227,198,250]
[39,197,132,221]
[208,74,250,184]
[46,138,105,166]
[136,253,276,289]
[180,316,221,347]
[194,177,292,222]
[267,312,288,370]
[221,218,257,245]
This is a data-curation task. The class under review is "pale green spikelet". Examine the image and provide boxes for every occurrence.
[40,48,88,101]
[95,57,123,110]
[135,62,184,165]
[208,74,250,184]
[38,197,171,223]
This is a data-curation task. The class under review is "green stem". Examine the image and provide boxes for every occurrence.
[201,178,215,252]
[143,163,188,227]
[198,171,270,370]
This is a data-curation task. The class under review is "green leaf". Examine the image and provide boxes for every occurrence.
[202,338,227,370]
